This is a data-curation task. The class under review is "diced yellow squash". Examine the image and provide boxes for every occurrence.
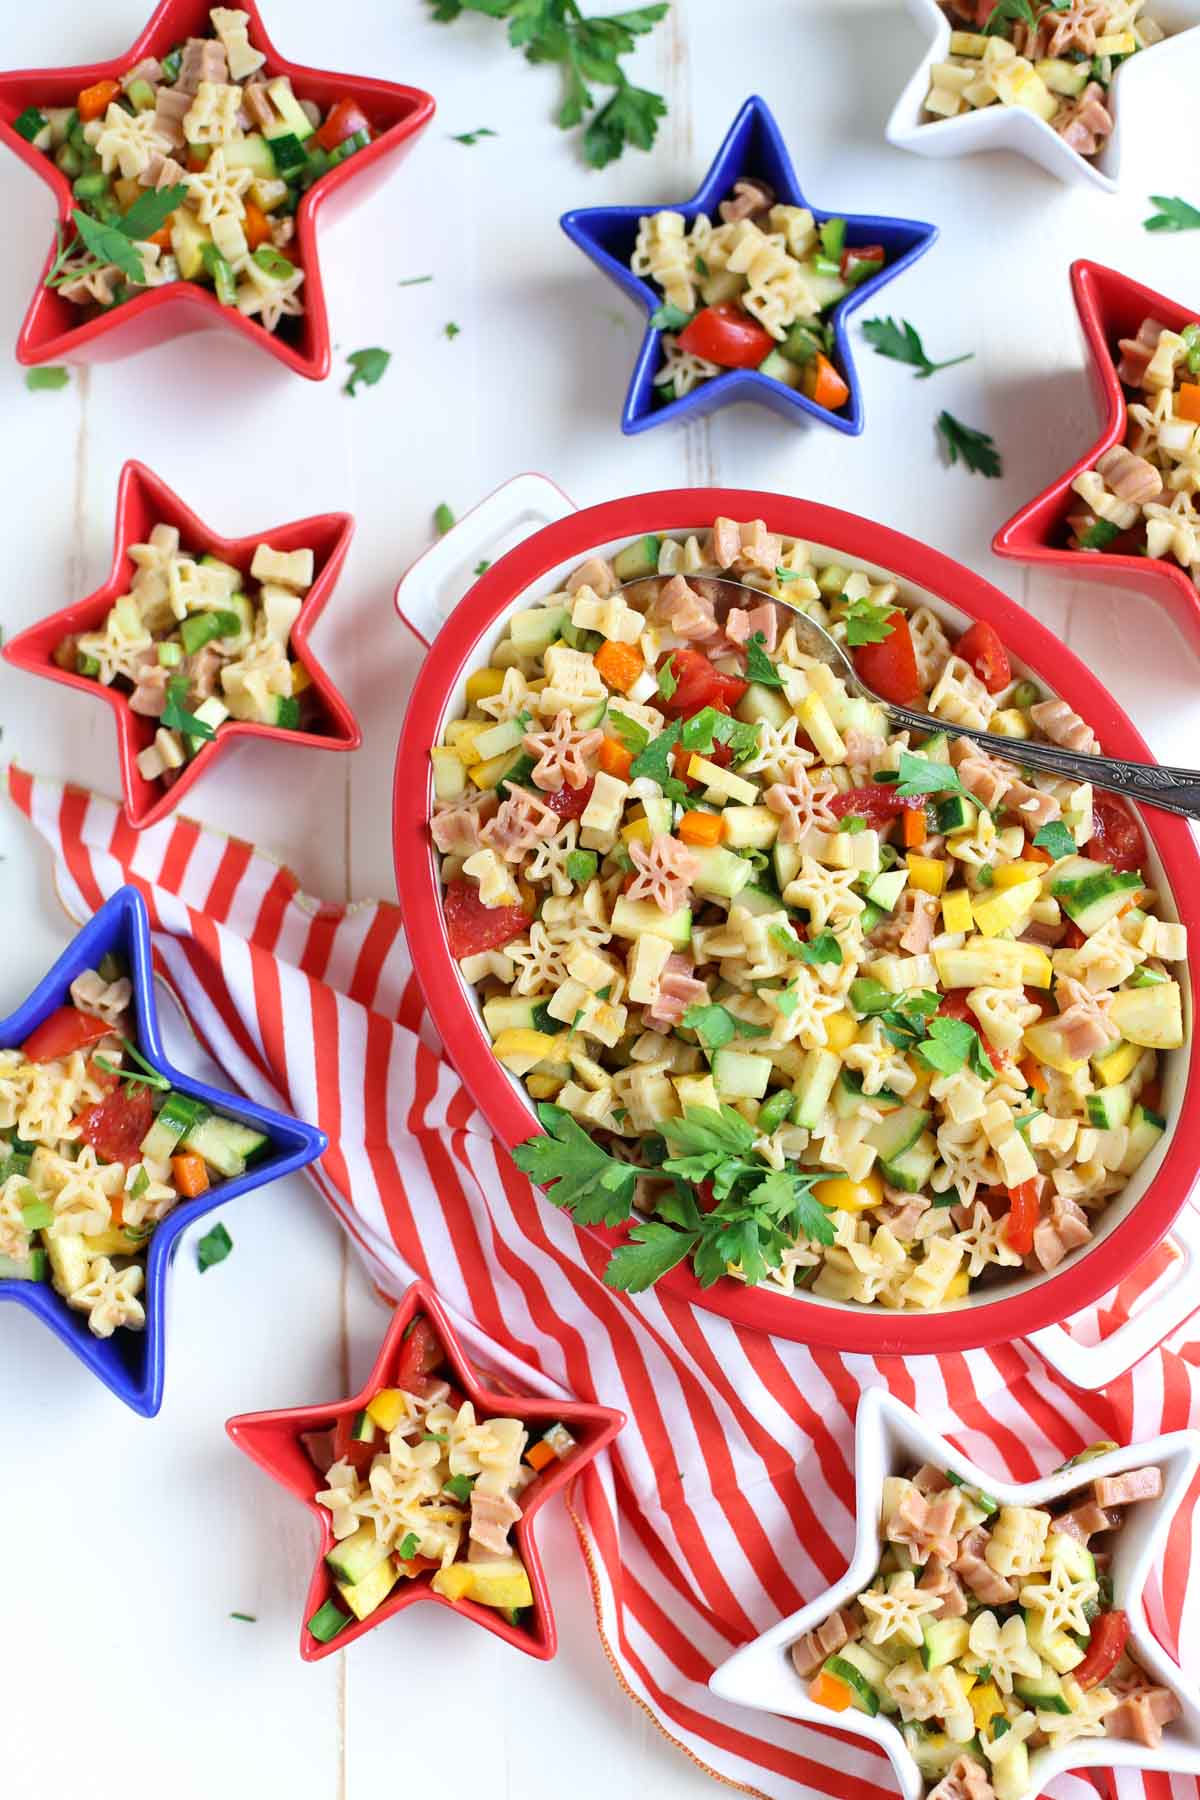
[687,755,758,806]
[906,854,947,897]
[337,1558,399,1621]
[1094,30,1136,54]
[469,748,521,789]
[797,692,846,766]
[463,1559,534,1612]
[944,1271,970,1301]
[972,880,1040,938]
[823,1011,858,1053]
[971,1682,1005,1732]
[991,861,1047,889]
[525,1073,565,1101]
[1022,1020,1084,1077]
[941,889,974,935]
[365,1388,408,1431]
[465,667,506,703]
[1108,981,1184,1050]
[936,937,1052,989]
[474,717,526,762]
[989,708,1030,739]
[492,1029,572,1075]
[82,1228,145,1256]
[431,1565,474,1602]
[444,717,490,758]
[1092,1038,1140,1087]
[431,746,467,803]
[290,661,312,694]
[621,815,652,845]
[949,28,987,55]
[956,1667,978,1697]
[812,1172,883,1214]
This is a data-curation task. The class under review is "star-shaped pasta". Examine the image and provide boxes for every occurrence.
[478,667,532,723]
[986,1505,1052,1579]
[523,708,602,791]
[1019,1552,1098,1637]
[0,1173,33,1262]
[951,1202,1024,1279]
[858,1569,943,1647]
[739,715,816,784]
[33,1143,126,1235]
[763,762,839,843]
[507,925,570,995]
[884,1659,975,1742]
[182,80,244,145]
[75,603,154,686]
[963,1610,1041,1695]
[981,1709,1038,1766]
[1035,1677,1119,1747]
[67,1256,146,1337]
[524,820,579,897]
[782,856,865,931]
[236,253,306,333]
[84,102,170,178]
[121,1160,179,1228]
[313,1458,362,1539]
[185,146,253,223]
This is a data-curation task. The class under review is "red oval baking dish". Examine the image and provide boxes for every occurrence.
[994,259,1200,650]
[0,0,435,379]
[2,458,360,830]
[392,489,1200,1354]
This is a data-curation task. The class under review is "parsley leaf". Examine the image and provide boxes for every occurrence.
[582,79,667,169]
[443,1472,476,1501]
[25,367,70,392]
[915,1015,995,1080]
[451,127,498,145]
[1033,820,1077,861]
[800,931,843,966]
[682,1003,770,1051]
[874,989,941,1050]
[398,273,434,286]
[118,182,189,242]
[444,320,461,339]
[398,1531,420,1560]
[844,598,896,647]
[45,186,188,293]
[649,301,692,331]
[629,721,679,786]
[161,677,216,742]
[607,709,650,755]
[679,706,759,764]
[474,559,492,576]
[861,315,973,379]
[344,347,391,396]
[769,922,804,957]
[197,1221,233,1272]
[603,1219,698,1291]
[1077,518,1121,550]
[1144,194,1200,233]
[657,654,678,699]
[744,631,783,688]
[894,752,964,799]
[659,1105,755,1176]
[982,0,1035,32]
[434,501,456,536]
[512,1103,637,1225]
[937,410,1003,479]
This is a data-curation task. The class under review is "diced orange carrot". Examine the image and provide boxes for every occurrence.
[597,736,634,780]
[1020,1054,1048,1095]
[901,807,927,849]
[1176,382,1200,425]
[243,200,273,251]
[1026,843,1053,865]
[171,1152,210,1198]
[525,1438,557,1472]
[804,352,850,413]
[110,1191,125,1227]
[679,809,725,848]
[594,639,644,694]
[78,78,121,122]
[145,222,174,248]
[809,1670,853,1713]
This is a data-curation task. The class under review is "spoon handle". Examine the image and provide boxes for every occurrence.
[885,704,1200,823]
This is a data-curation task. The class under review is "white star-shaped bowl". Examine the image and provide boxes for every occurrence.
[886,0,1200,192]
[710,1390,1200,1799]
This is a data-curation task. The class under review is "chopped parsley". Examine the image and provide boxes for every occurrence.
[937,410,1003,479]
[161,677,216,742]
[914,1015,996,1080]
[1077,518,1122,550]
[1033,820,1077,861]
[744,631,784,688]
[843,598,896,647]
[657,654,678,699]
[681,1003,769,1052]
[649,301,692,331]
[25,367,70,392]
[861,315,974,379]
[196,1221,233,1272]
[343,347,392,396]
[433,502,456,536]
[450,127,498,145]
[894,752,964,800]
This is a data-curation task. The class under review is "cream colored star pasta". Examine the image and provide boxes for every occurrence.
[427,520,1186,1309]
[0,958,269,1337]
[56,522,316,790]
[16,7,382,334]
[924,3,1166,162]
[790,1450,1182,1799]
[1069,314,1200,584]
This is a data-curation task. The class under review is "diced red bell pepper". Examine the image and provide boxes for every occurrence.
[314,96,373,153]
[543,779,594,821]
[442,881,529,960]
[829,784,924,825]
[396,1315,445,1384]
[76,1085,156,1167]
[657,649,748,719]
[1073,1610,1130,1689]
[21,1006,114,1063]
[840,244,885,284]
[935,988,976,1024]
[956,621,1011,694]
[676,303,775,370]
[852,610,923,707]
[1003,1178,1041,1255]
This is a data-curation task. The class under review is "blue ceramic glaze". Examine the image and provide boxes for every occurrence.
[0,887,326,1416]
[561,95,938,436]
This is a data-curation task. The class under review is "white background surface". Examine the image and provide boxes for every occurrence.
[1,3,1198,1796]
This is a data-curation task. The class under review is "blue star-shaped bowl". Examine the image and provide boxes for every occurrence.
[561,95,938,436]
[0,887,326,1416]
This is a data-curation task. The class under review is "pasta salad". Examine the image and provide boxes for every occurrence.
[792,1448,1180,1799]
[428,521,1186,1308]
[0,959,268,1337]
[924,2,1165,160]
[55,519,316,787]
[303,1314,578,1643]
[14,7,377,333]
[1069,314,1200,584]
[631,182,885,410]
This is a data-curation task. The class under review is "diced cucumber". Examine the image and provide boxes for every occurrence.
[1052,868,1142,934]
[865,869,908,912]
[263,694,301,729]
[823,1651,880,1717]
[0,1249,48,1282]
[780,321,824,366]
[1121,1101,1166,1175]
[141,1091,210,1163]
[612,536,661,581]
[879,1131,938,1195]
[866,1104,929,1160]
[325,1522,392,1587]
[482,996,539,1035]
[921,1616,969,1670]
[1046,1531,1096,1583]
[774,843,801,891]
[1013,1667,1070,1712]
[1108,981,1183,1050]
[336,1556,399,1622]
[992,1743,1029,1800]
[736,682,792,730]
[690,845,754,901]
[721,806,777,851]
[918,730,950,762]
[1026,1606,1085,1673]
[936,795,975,835]
[508,606,567,654]
[756,1087,796,1133]
[757,348,805,390]
[737,885,785,917]
[610,896,693,948]
[849,976,893,1016]
[264,78,315,142]
[1085,1081,1132,1131]
[834,1069,902,1119]
[816,563,849,599]
[182,1114,268,1180]
[640,793,674,836]
[712,1048,772,1100]
[349,1408,378,1444]
[800,261,850,309]
[222,132,279,178]
[792,1048,840,1129]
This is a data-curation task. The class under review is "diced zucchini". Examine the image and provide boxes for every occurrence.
[336,1555,399,1622]
[182,1113,268,1180]
[264,77,315,142]
[1052,868,1143,935]
[823,1651,879,1717]
[508,606,567,654]
[690,845,754,901]
[1120,1102,1166,1175]
[1026,1606,1085,1674]
[1014,1666,1071,1712]
[736,682,792,730]
[757,347,805,390]
[220,132,278,178]
[1107,981,1183,1050]
[866,1104,929,1161]
[141,1091,210,1162]
[482,996,539,1035]
[326,1521,393,1587]
[170,209,212,281]
[610,896,692,948]
[792,1048,840,1129]
[612,536,661,581]
[0,1249,49,1282]
[1086,1081,1131,1131]
[865,869,908,912]
[737,884,785,917]
[834,1069,902,1119]
[712,1048,773,1100]
[921,1616,969,1671]
[879,1131,938,1195]
[936,794,975,835]
[1046,1531,1096,1583]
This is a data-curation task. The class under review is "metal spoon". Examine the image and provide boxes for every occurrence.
[621,573,1200,822]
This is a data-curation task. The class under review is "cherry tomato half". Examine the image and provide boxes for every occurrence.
[852,611,923,707]
[21,1006,113,1063]
[442,881,529,960]
[397,1316,445,1384]
[676,304,776,370]
[829,785,924,825]
[76,1085,156,1167]
[1087,792,1145,875]
[543,778,595,822]
[656,649,748,719]
[314,97,373,153]
[956,621,1011,694]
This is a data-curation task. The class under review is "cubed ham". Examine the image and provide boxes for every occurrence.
[1117,318,1167,389]
[1097,444,1163,506]
[929,1757,995,1800]
[469,1487,522,1555]
[1002,779,1061,835]
[953,1527,1017,1605]
[1107,1685,1181,1747]
[1032,1194,1092,1272]
[567,556,618,598]
[841,726,888,771]
[154,86,191,147]
[123,56,163,89]
[710,516,743,570]
[951,737,1013,810]
[655,574,718,640]
[644,955,707,1028]
[919,1555,967,1619]
[788,1607,860,1679]
[242,78,276,132]
[1053,1500,1112,1541]
[736,520,783,576]
[912,1463,950,1495]
[1093,1466,1163,1509]
[177,35,228,92]
[1055,975,1119,1060]
[718,178,775,224]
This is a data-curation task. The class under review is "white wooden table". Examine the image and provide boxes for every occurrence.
[2,4,1197,1795]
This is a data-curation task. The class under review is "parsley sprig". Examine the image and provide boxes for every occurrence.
[937,411,1003,479]
[512,1102,835,1292]
[162,678,217,742]
[861,316,973,380]
[45,185,187,294]
[843,598,896,647]
[893,752,964,800]
[1144,194,1200,233]
[1033,819,1077,861]
[744,631,784,688]
[429,0,669,169]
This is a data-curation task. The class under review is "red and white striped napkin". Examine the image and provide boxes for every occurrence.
[13,766,1200,1800]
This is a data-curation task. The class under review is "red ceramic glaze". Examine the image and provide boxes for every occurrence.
[2,459,360,829]
[994,260,1200,646]
[227,1280,625,1662]
[0,0,435,379]
[392,488,1200,1354]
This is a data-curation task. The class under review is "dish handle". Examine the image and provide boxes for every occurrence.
[393,473,578,647]
[1027,1202,1200,1390]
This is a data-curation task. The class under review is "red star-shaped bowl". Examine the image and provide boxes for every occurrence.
[993,260,1200,649]
[0,0,435,379]
[226,1280,625,1662]
[1,458,360,830]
